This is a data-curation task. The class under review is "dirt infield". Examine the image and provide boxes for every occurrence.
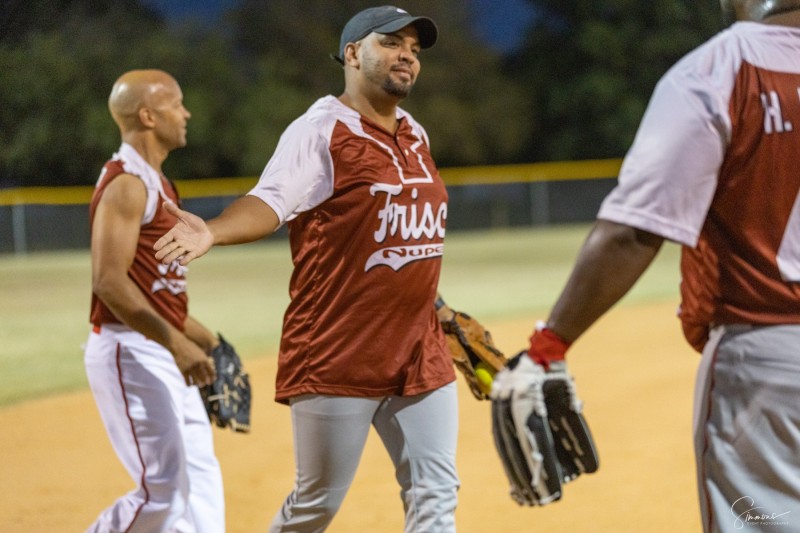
[1,300,701,532]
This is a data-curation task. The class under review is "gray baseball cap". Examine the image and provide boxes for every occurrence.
[332,5,438,64]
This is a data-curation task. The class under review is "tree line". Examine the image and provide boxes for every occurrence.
[0,0,723,187]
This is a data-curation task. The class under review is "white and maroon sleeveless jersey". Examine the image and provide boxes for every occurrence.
[248,96,454,401]
[598,22,800,350]
[89,143,189,331]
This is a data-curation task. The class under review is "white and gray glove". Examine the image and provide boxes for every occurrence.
[490,351,599,506]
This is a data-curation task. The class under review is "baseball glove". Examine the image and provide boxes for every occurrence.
[200,334,251,433]
[441,311,507,400]
[490,351,598,505]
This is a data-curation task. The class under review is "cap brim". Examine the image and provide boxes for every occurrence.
[372,16,438,49]
[331,14,438,64]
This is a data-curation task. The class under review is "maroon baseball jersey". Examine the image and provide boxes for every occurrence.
[249,96,455,402]
[598,23,800,350]
[89,143,189,331]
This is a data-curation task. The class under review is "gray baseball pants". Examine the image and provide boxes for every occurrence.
[269,382,459,533]
[694,324,800,533]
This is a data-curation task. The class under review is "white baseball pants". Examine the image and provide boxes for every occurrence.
[84,324,225,533]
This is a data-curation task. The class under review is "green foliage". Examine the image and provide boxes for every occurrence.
[0,0,161,45]
[0,1,167,186]
[229,56,318,175]
[0,0,727,186]
[1,29,116,186]
[0,0,531,186]
[395,1,532,166]
[512,0,722,161]
[228,0,532,167]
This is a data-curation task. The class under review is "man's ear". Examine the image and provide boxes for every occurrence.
[138,107,156,129]
[344,42,360,67]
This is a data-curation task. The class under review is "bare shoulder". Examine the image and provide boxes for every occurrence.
[96,173,147,220]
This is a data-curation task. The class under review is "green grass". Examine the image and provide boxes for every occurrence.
[437,225,681,317]
[0,224,681,407]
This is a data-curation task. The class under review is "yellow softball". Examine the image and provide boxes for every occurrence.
[475,363,495,395]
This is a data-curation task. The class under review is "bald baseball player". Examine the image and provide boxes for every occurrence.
[492,1,800,531]
[85,69,225,532]
[155,6,460,532]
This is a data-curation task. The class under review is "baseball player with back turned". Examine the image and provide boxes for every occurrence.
[155,6,462,532]
[491,1,800,531]
[85,69,225,532]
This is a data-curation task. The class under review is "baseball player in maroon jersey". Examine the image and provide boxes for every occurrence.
[155,6,461,532]
[491,1,800,531]
[85,70,225,532]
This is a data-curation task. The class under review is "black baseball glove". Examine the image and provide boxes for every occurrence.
[201,334,251,433]
[490,351,598,505]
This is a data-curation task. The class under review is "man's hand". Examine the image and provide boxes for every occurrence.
[154,202,214,266]
[490,353,599,506]
[171,335,217,387]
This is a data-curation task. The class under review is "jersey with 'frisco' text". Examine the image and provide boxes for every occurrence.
[249,96,454,402]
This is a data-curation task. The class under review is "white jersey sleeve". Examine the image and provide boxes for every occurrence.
[113,142,170,226]
[247,110,335,224]
[598,30,741,247]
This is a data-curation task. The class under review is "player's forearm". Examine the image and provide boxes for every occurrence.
[183,315,219,353]
[547,220,663,342]
[94,273,186,351]
[208,195,281,246]
[98,281,215,384]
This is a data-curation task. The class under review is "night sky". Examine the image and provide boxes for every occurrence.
[140,0,537,53]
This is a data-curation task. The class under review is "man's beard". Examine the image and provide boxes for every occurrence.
[363,57,415,98]
[382,77,413,98]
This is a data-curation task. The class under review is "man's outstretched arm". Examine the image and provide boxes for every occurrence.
[546,219,665,343]
[154,195,281,266]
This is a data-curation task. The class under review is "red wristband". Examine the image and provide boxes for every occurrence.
[528,324,571,369]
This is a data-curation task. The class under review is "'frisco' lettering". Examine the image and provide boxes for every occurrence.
[371,183,447,243]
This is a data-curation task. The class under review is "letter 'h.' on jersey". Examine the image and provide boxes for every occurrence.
[248,96,455,402]
[596,22,800,351]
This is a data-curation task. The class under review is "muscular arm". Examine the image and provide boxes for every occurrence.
[546,220,664,342]
[91,174,215,385]
[154,195,280,265]
[183,315,220,353]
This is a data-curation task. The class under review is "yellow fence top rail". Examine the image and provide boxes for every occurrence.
[0,177,259,206]
[0,159,622,206]
[440,158,622,186]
